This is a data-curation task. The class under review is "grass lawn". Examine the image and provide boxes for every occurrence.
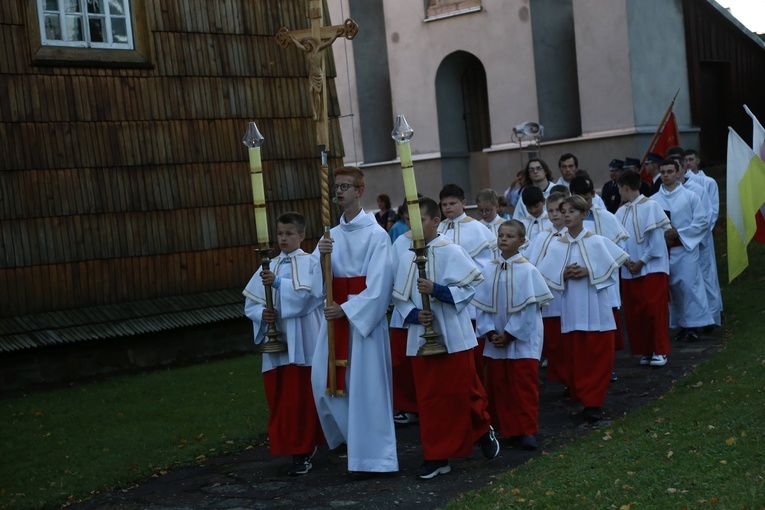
[0,355,269,510]
[449,241,765,509]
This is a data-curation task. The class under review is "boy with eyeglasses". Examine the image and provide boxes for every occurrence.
[310,166,399,474]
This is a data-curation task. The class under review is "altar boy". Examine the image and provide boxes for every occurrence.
[243,212,325,476]
[393,198,499,480]
[474,220,553,450]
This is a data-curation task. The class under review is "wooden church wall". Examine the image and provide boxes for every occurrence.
[0,0,345,319]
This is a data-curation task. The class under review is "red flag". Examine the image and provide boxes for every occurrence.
[652,112,680,158]
[640,112,680,183]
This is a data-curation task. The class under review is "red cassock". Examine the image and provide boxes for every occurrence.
[484,357,539,436]
[621,272,670,355]
[542,316,566,384]
[411,349,491,460]
[563,330,615,407]
[390,327,418,413]
[262,364,325,455]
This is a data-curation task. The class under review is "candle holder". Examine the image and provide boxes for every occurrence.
[411,244,447,357]
[257,246,287,353]
[392,115,446,356]
[243,122,285,354]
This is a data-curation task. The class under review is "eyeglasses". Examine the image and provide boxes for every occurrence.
[477,208,495,215]
[332,183,358,192]
[528,166,545,173]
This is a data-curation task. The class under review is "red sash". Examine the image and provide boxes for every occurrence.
[330,276,367,394]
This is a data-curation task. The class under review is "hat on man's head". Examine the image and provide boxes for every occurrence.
[645,152,663,165]
[609,159,624,171]
[623,157,641,169]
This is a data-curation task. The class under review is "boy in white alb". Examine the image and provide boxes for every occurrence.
[650,159,712,341]
[684,149,722,327]
[474,220,553,451]
[523,191,568,384]
[393,197,499,479]
[615,170,671,366]
[438,184,495,376]
[536,196,628,423]
[569,175,629,363]
[243,212,325,476]
[311,166,398,473]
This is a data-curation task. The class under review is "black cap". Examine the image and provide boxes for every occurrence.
[609,159,624,171]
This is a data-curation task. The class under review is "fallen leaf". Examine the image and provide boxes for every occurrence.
[627,471,635,475]
[545,490,554,496]
[667,488,677,493]
[711,497,720,504]
[195,455,206,461]
[725,437,736,445]
[667,450,674,459]
[511,488,521,495]
[719,460,727,464]
[602,434,612,441]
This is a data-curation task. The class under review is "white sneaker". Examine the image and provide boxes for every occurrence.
[639,355,652,366]
[649,354,668,367]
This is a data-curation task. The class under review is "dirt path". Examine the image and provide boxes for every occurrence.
[70,329,722,510]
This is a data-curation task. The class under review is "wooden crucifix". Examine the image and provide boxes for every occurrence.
[275,2,358,397]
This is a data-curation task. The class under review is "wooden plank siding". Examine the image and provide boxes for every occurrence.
[682,0,765,162]
[0,0,345,333]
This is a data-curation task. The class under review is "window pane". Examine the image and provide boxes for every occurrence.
[111,17,128,43]
[87,0,105,14]
[89,17,105,42]
[109,0,125,16]
[44,14,62,40]
[44,0,59,11]
[65,15,84,40]
[64,0,81,12]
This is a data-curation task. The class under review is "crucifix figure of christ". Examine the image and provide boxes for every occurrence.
[275,2,358,397]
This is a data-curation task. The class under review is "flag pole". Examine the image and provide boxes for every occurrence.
[640,88,680,166]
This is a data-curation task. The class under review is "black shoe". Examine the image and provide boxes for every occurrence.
[393,411,419,425]
[674,328,688,342]
[479,426,500,459]
[521,435,538,451]
[702,324,715,334]
[610,371,618,382]
[416,459,450,479]
[288,455,312,476]
[685,329,700,342]
[582,407,603,423]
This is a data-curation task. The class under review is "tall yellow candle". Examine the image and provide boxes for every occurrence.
[397,141,425,244]
[248,148,269,245]
[243,122,269,246]
[392,115,425,247]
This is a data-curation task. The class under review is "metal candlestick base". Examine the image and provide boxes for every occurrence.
[257,246,287,354]
[412,245,447,357]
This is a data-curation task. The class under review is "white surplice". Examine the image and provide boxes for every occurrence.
[480,215,506,259]
[243,249,324,372]
[438,212,495,319]
[535,229,628,333]
[651,184,713,328]
[615,196,670,280]
[309,210,398,472]
[392,235,483,355]
[474,253,553,360]
[583,206,629,308]
[522,227,566,318]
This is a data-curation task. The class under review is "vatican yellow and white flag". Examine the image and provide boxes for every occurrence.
[726,126,765,282]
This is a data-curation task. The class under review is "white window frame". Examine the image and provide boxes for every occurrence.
[38,0,134,50]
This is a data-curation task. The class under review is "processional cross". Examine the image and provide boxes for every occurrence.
[276,2,358,397]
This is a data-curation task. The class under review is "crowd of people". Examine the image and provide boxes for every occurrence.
[242,146,722,480]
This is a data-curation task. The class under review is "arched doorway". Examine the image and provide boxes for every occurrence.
[435,51,492,197]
